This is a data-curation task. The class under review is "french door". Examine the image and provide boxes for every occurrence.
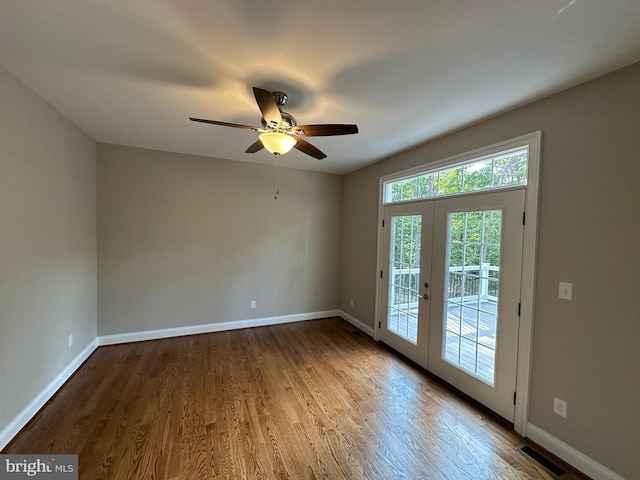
[379,189,525,421]
[379,201,433,366]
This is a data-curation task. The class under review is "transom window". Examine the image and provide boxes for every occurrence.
[384,147,528,204]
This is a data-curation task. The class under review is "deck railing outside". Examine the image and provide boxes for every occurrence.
[390,263,498,309]
[389,264,499,383]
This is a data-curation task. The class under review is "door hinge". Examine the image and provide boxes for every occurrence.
[522,211,526,225]
[378,321,381,328]
[382,219,385,227]
[380,270,383,279]
[514,392,517,405]
[518,303,521,316]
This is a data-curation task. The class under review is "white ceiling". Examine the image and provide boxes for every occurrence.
[1,1,639,174]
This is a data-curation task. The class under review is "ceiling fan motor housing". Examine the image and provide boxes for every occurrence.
[261,111,297,130]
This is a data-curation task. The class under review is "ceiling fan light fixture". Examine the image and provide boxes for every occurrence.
[259,132,297,155]
[190,87,358,160]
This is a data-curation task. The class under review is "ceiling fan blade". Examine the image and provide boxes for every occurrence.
[245,139,264,153]
[189,117,259,130]
[253,87,282,128]
[292,124,359,136]
[293,137,327,160]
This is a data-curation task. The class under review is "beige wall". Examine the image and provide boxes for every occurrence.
[0,66,97,432]
[97,144,342,335]
[340,62,640,478]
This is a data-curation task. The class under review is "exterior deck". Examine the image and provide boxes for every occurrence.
[388,300,498,384]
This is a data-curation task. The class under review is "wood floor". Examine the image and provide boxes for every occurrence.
[4,317,587,479]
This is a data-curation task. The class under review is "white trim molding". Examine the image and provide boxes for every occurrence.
[98,310,341,346]
[339,311,375,338]
[0,339,99,451]
[526,423,626,480]
[514,130,542,436]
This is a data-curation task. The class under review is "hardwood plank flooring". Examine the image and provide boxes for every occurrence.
[3,318,588,479]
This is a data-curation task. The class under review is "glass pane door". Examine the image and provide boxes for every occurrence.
[378,190,524,422]
[379,202,433,366]
[428,189,524,422]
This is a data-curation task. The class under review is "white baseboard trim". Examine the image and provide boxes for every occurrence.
[0,339,98,451]
[98,310,341,346]
[526,423,625,480]
[339,311,375,338]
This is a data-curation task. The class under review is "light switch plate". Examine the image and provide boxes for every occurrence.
[559,282,573,300]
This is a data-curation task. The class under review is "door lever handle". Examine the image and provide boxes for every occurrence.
[417,293,429,300]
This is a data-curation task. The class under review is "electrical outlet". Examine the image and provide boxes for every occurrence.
[68,334,73,347]
[559,282,573,300]
[250,300,256,309]
[553,396,567,418]
[350,298,354,307]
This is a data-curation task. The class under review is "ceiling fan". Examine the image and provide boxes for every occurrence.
[190,87,358,159]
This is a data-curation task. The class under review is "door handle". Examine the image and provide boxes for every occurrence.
[417,293,429,300]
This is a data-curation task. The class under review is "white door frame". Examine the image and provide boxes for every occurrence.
[374,131,542,435]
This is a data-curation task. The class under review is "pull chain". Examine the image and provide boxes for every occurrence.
[274,155,280,200]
